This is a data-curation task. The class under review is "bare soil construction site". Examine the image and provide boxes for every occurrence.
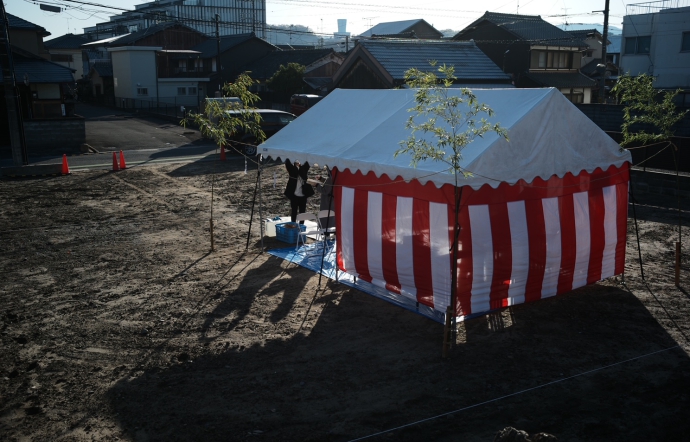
[1,157,689,441]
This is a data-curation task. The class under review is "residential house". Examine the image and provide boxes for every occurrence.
[239,48,344,95]
[82,22,210,107]
[169,33,277,95]
[568,29,618,98]
[1,14,83,152]
[43,33,90,80]
[453,12,595,103]
[358,19,444,40]
[330,39,512,90]
[620,1,690,104]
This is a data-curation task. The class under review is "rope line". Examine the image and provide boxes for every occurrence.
[347,345,683,442]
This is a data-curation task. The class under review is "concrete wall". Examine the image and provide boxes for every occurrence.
[631,169,690,199]
[23,118,85,153]
[621,7,690,88]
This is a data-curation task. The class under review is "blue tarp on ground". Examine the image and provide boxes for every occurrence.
[267,243,445,324]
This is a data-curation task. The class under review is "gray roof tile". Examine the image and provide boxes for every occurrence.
[525,71,595,88]
[44,33,90,49]
[459,12,587,47]
[7,13,50,36]
[1,50,75,84]
[358,39,510,81]
[360,19,426,37]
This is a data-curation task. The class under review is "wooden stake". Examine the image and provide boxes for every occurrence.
[442,305,452,359]
[210,219,215,252]
[676,241,681,287]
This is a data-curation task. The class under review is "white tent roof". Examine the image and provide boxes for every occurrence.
[259,88,631,189]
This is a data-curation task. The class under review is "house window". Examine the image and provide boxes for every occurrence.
[625,36,651,54]
[536,51,572,69]
[188,87,197,95]
[563,91,584,104]
[137,87,148,96]
[682,32,690,52]
[177,87,187,95]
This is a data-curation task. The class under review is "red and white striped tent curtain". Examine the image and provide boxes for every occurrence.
[333,163,629,320]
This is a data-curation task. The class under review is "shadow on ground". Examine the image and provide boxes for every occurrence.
[104,282,690,441]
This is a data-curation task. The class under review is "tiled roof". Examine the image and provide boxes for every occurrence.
[357,39,510,81]
[459,12,587,47]
[7,13,50,36]
[360,19,426,37]
[240,49,336,79]
[106,22,199,46]
[525,71,596,88]
[567,29,599,41]
[44,33,90,49]
[1,49,75,83]
[187,33,270,58]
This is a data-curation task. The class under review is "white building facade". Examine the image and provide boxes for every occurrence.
[620,1,690,95]
[85,0,266,40]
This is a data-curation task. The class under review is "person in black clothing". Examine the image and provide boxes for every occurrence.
[284,159,310,222]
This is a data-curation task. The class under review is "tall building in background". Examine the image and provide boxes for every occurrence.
[83,0,266,40]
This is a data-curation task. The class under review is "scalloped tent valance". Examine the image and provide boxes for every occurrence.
[259,87,630,189]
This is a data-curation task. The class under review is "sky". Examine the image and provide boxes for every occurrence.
[5,0,631,41]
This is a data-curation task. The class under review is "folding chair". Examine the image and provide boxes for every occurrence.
[295,212,321,253]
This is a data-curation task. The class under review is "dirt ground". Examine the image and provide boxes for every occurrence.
[0,157,689,442]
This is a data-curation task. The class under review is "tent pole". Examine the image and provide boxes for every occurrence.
[258,156,265,252]
[672,143,681,287]
[246,155,261,250]
[629,177,645,281]
[318,167,336,288]
[444,185,463,358]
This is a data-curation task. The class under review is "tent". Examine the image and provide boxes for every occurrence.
[260,88,632,321]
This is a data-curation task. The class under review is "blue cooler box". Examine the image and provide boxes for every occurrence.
[275,222,306,243]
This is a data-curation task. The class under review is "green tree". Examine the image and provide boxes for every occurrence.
[612,74,687,147]
[396,61,508,356]
[181,73,266,153]
[266,63,306,95]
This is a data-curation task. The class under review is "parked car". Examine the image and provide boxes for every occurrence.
[290,94,323,116]
[224,109,296,156]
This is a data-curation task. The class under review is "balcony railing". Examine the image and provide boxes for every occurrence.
[626,0,690,15]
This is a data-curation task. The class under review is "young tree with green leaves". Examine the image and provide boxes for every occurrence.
[397,61,508,356]
[612,73,687,147]
[181,73,266,155]
[613,74,687,287]
[266,63,306,95]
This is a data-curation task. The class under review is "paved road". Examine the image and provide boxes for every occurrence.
[0,103,244,170]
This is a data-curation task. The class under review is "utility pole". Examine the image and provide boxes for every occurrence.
[600,0,610,103]
[0,2,28,166]
[215,13,221,94]
[594,0,611,103]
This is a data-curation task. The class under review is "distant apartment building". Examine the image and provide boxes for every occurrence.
[620,0,690,102]
[83,0,266,40]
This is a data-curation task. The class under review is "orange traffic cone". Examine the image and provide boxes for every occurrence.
[220,144,226,161]
[112,152,119,171]
[61,154,70,175]
[119,150,127,170]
